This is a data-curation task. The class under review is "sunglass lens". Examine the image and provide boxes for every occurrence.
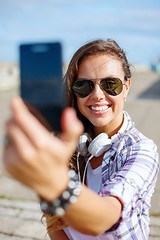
[101,78,123,96]
[72,80,94,98]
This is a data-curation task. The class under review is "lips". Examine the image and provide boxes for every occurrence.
[90,105,108,111]
[89,104,111,112]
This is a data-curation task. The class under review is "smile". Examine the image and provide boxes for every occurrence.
[89,105,110,111]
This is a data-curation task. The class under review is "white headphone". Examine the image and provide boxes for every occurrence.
[76,113,128,184]
[77,131,121,157]
[77,132,113,184]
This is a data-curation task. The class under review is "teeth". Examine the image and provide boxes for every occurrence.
[90,106,109,111]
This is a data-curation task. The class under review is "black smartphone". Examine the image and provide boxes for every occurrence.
[20,42,65,132]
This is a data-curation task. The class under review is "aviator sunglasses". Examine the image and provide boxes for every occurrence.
[72,77,125,98]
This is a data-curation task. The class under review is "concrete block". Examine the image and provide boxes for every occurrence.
[0,215,23,235]
[19,209,42,221]
[0,206,21,217]
[14,220,49,240]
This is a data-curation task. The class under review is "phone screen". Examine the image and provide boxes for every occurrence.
[20,42,65,132]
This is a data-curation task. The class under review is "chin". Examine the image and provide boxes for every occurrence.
[90,120,109,128]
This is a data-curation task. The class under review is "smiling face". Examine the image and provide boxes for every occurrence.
[76,54,130,137]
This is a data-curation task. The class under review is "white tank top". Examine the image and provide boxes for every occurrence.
[64,163,111,240]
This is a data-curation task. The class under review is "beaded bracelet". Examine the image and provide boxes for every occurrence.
[40,169,81,217]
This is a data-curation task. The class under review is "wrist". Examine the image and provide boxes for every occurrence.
[40,169,81,217]
[38,167,69,202]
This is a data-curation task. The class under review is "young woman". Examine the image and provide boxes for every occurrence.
[3,39,159,239]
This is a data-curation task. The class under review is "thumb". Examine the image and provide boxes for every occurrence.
[60,108,84,156]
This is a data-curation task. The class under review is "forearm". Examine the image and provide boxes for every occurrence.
[49,230,69,240]
[63,185,122,236]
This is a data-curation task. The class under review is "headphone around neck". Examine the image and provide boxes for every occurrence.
[77,113,128,184]
[77,112,128,157]
[77,132,112,184]
[77,132,113,157]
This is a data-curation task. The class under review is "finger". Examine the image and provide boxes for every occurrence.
[60,108,84,158]
[3,121,36,179]
[4,120,70,199]
[3,143,46,192]
[5,113,69,168]
[3,144,31,181]
[10,96,56,149]
[6,119,36,162]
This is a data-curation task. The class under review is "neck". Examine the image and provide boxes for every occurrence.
[94,113,124,138]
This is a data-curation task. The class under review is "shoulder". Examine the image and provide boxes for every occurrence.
[125,126,155,146]
[112,113,159,165]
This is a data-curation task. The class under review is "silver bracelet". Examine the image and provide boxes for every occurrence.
[40,169,81,217]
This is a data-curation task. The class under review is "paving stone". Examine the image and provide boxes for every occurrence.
[150,217,160,237]
[150,226,160,238]
[19,209,42,221]
[0,204,42,220]
[13,220,49,239]
[0,198,40,210]
[150,216,160,227]
[150,238,160,240]
[0,233,29,240]
[0,176,38,201]
[0,215,24,235]
[0,233,34,240]
[0,215,49,240]
[0,206,21,216]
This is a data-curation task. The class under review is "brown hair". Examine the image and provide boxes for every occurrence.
[44,38,131,233]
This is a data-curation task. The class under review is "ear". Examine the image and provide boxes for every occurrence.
[124,78,131,98]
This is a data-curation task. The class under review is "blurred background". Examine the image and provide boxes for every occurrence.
[0,0,160,65]
[0,0,160,239]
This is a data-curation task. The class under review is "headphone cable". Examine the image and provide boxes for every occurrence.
[82,154,94,185]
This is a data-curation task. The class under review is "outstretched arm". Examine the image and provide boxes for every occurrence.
[3,96,122,236]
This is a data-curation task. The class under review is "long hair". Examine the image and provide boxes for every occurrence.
[43,38,131,233]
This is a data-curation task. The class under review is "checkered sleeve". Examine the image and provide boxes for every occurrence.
[99,137,159,222]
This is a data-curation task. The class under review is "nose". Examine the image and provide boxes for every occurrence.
[91,82,105,100]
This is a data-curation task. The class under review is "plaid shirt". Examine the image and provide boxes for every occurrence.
[64,111,159,240]
[99,111,159,239]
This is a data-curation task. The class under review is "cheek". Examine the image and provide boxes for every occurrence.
[77,97,84,112]
[109,91,124,107]
[77,97,88,115]
[113,96,125,110]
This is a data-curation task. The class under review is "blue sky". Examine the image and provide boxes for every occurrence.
[1,0,160,66]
